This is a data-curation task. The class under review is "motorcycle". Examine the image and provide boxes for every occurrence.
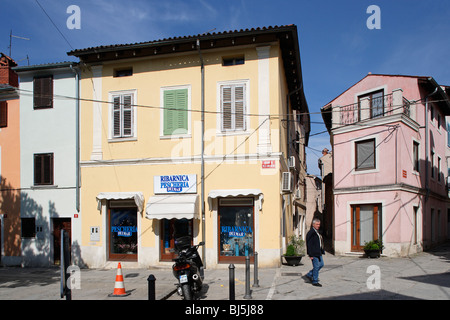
[172,236,205,300]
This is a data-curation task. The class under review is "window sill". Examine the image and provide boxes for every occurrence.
[216,130,250,137]
[352,168,379,175]
[160,134,191,140]
[31,185,58,190]
[108,137,138,143]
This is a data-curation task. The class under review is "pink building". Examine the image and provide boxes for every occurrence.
[321,74,450,257]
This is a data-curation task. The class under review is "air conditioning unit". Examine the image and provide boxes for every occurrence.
[288,156,296,170]
[295,189,302,200]
[281,172,293,193]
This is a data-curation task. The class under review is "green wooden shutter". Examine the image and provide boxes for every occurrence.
[164,89,188,135]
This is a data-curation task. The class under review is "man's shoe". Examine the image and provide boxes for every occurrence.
[312,282,322,287]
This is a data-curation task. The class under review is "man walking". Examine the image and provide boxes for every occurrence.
[305,218,324,287]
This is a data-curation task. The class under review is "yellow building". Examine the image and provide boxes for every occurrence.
[68,25,310,268]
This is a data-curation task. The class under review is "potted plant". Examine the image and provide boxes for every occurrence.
[282,235,305,266]
[363,239,384,258]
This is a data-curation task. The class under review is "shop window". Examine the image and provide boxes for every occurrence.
[108,202,138,261]
[218,198,254,263]
[160,218,193,261]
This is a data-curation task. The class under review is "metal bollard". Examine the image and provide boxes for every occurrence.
[244,255,252,299]
[147,274,156,300]
[229,264,235,300]
[253,252,260,287]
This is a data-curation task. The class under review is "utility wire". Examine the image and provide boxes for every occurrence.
[34,0,74,50]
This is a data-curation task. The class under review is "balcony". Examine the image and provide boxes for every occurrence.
[333,89,413,129]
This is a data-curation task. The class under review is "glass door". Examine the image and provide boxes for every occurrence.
[160,218,193,261]
[218,198,254,263]
[109,206,138,261]
[351,204,381,251]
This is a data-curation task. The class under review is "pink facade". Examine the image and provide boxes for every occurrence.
[322,74,450,257]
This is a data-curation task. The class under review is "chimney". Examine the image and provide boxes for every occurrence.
[0,53,18,87]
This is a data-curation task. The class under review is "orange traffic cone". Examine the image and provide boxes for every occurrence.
[108,263,130,297]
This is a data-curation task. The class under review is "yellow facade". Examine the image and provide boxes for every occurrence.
[74,26,309,268]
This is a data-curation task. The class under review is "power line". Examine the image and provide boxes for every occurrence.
[34,0,74,50]
[12,86,450,120]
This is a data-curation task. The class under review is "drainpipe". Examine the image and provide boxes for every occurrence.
[197,39,206,268]
[70,64,80,212]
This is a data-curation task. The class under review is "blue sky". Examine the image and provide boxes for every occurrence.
[2,0,450,175]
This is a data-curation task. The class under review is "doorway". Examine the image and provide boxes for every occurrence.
[351,204,381,252]
[53,218,71,265]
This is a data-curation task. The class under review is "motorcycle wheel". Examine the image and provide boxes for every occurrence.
[181,284,193,300]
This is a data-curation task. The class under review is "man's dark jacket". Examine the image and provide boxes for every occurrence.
[306,227,324,257]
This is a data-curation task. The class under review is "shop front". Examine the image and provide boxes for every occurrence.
[146,174,200,262]
[209,189,263,264]
[96,192,144,263]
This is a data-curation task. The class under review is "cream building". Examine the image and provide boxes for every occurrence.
[68,25,310,268]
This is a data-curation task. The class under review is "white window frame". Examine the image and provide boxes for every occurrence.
[108,89,137,141]
[216,79,250,135]
[159,85,191,139]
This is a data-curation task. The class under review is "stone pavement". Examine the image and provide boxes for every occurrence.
[0,242,449,300]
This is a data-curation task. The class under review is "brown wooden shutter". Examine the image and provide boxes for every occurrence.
[0,101,7,127]
[34,76,53,109]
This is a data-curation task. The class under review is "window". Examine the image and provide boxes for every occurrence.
[34,153,54,185]
[431,150,435,179]
[21,218,36,238]
[359,90,384,119]
[114,68,133,77]
[163,88,188,136]
[438,156,442,182]
[413,206,419,245]
[0,101,7,127]
[111,92,134,138]
[220,84,246,132]
[33,76,53,109]
[223,56,245,66]
[355,139,376,171]
[413,141,420,172]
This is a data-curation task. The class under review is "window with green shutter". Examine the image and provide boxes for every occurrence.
[163,88,188,136]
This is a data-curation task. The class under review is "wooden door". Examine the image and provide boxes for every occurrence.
[351,204,380,252]
[53,218,71,265]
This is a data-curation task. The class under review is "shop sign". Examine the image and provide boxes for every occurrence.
[111,226,136,237]
[221,226,253,238]
[154,174,197,194]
